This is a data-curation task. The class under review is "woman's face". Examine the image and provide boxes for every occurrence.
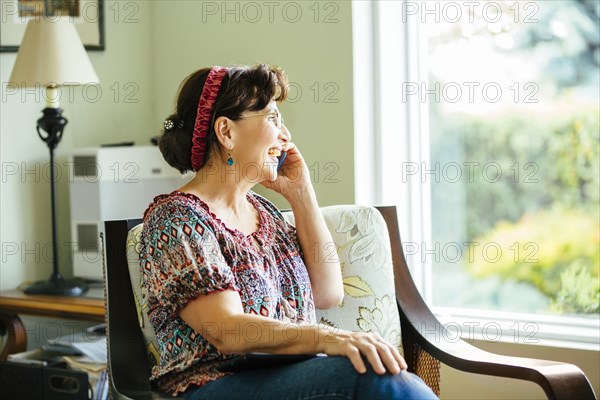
[232,102,290,183]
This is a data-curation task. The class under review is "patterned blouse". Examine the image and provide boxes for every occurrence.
[139,190,316,396]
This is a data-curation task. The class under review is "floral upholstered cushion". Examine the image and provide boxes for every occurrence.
[126,224,161,367]
[282,205,403,355]
[124,205,403,368]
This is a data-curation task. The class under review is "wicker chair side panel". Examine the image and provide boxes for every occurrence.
[413,342,441,396]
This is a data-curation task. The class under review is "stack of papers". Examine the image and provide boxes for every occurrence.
[63,355,108,400]
[47,336,107,363]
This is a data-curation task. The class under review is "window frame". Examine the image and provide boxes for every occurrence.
[352,0,600,351]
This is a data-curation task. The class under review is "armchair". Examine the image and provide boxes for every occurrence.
[102,205,596,399]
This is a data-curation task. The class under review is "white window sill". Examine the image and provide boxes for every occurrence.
[433,306,600,352]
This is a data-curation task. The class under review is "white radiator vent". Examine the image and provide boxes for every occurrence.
[76,224,99,252]
[72,155,98,178]
[70,146,190,279]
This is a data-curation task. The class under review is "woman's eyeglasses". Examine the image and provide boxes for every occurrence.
[239,111,284,129]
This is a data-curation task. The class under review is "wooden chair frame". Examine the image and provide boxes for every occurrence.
[102,206,596,400]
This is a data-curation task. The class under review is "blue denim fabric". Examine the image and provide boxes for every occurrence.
[181,356,438,400]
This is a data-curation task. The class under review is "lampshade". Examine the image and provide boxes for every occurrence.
[8,19,99,88]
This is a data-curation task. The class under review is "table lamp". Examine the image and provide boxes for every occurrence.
[8,19,100,296]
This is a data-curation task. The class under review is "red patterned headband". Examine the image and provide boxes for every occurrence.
[191,66,228,171]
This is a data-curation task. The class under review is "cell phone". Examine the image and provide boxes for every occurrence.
[276,151,287,172]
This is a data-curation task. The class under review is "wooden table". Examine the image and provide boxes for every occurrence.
[0,289,105,361]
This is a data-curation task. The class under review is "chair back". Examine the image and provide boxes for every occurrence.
[103,219,163,400]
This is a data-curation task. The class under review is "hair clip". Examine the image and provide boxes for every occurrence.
[164,119,185,131]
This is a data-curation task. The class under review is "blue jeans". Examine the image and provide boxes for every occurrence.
[181,356,438,400]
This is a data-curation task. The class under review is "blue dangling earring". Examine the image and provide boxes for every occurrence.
[227,151,234,166]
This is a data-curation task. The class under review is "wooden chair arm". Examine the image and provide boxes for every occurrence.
[375,206,597,400]
[0,313,27,361]
[398,302,596,400]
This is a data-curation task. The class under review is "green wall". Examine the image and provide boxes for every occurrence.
[0,1,354,290]
[150,0,355,209]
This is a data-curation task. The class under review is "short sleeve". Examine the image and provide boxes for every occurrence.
[140,207,238,317]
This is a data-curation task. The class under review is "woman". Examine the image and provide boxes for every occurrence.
[140,64,437,399]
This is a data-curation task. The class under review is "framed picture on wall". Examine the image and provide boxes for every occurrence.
[0,0,105,52]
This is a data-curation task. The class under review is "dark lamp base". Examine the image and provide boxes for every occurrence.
[23,278,89,297]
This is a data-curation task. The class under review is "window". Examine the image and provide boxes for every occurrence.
[353,0,599,347]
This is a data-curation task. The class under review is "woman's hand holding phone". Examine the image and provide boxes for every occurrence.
[261,140,313,200]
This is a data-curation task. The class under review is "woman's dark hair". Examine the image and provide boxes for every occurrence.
[158,64,289,173]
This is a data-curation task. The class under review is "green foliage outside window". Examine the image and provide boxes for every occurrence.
[445,110,599,314]
[429,0,599,315]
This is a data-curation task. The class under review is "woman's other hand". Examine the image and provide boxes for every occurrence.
[320,328,408,375]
